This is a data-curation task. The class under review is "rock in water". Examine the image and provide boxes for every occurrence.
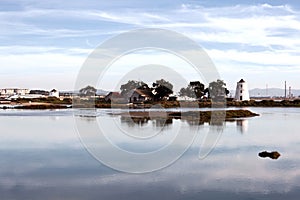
[258,151,281,159]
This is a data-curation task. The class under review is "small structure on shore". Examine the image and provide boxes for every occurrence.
[129,89,153,103]
[104,92,124,103]
[49,89,59,98]
[235,79,250,101]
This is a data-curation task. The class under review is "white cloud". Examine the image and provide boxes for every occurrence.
[1,3,300,89]
[0,45,92,55]
[207,49,300,68]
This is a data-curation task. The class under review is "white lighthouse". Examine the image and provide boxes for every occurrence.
[235,79,250,101]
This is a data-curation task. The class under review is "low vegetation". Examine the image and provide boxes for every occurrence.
[117,109,259,124]
[11,97,72,104]
[4,97,300,110]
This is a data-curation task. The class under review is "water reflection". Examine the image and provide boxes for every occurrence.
[77,111,251,136]
[1,108,300,199]
[182,117,205,126]
[118,114,226,133]
[236,119,248,134]
[120,116,173,127]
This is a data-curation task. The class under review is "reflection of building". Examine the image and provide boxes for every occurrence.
[235,79,250,101]
[236,120,248,134]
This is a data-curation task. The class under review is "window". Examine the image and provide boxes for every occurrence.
[240,90,243,93]
[240,96,243,100]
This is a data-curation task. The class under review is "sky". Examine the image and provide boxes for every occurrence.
[1,0,300,91]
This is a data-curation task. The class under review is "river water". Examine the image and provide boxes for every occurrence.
[0,107,300,200]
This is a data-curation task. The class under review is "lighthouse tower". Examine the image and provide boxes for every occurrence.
[235,79,250,101]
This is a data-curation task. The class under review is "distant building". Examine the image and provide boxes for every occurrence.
[59,91,74,99]
[235,79,250,101]
[29,90,49,96]
[0,88,30,97]
[104,92,124,102]
[49,89,59,98]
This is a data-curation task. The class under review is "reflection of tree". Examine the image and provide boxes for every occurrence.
[78,116,97,122]
[184,117,205,126]
[120,116,173,127]
[119,111,249,134]
[209,120,225,126]
[152,118,173,127]
[120,116,149,127]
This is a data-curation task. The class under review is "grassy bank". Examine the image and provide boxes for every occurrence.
[116,109,259,124]
[14,104,69,109]
[3,98,300,109]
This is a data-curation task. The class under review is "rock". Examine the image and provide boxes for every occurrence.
[258,151,281,159]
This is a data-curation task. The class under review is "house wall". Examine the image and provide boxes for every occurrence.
[104,92,125,103]
[129,92,145,103]
[49,91,59,98]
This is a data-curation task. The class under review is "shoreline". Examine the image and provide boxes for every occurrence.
[1,99,300,109]
[112,109,259,124]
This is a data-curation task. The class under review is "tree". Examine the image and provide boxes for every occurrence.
[179,81,205,99]
[204,79,229,99]
[79,85,97,96]
[179,87,188,97]
[120,80,149,97]
[152,79,173,101]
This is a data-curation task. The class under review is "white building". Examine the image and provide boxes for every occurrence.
[49,89,59,98]
[0,88,30,97]
[235,79,250,101]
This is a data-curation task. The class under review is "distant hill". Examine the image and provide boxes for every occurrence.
[230,88,300,97]
[96,89,110,95]
[249,88,300,97]
[60,89,110,96]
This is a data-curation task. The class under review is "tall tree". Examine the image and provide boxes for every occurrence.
[204,79,229,99]
[152,79,173,101]
[79,85,97,96]
[179,87,188,97]
[179,81,205,99]
[120,80,149,97]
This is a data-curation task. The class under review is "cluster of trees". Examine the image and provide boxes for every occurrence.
[79,79,229,100]
[120,79,229,100]
[79,85,97,96]
[120,79,173,101]
[78,79,174,101]
[179,79,229,100]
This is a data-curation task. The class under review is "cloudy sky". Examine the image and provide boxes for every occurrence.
[1,0,300,91]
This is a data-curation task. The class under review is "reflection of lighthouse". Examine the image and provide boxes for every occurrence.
[236,120,248,134]
[235,79,250,101]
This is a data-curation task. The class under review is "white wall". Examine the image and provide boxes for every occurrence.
[235,82,250,101]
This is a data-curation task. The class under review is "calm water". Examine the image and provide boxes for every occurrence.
[1,107,300,200]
